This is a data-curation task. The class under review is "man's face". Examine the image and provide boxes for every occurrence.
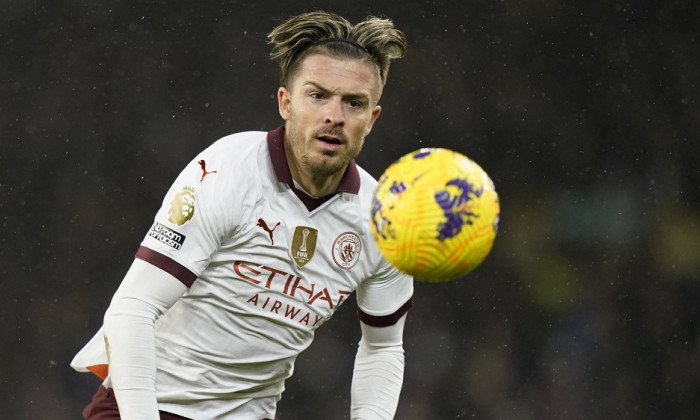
[278,53,382,183]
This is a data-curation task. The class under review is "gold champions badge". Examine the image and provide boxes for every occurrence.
[291,226,318,268]
[168,186,196,226]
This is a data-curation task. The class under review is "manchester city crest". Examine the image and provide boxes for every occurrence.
[332,232,361,269]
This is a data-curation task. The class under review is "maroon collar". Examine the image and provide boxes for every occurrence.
[266,126,360,211]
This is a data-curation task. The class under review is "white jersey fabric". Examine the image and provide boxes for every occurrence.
[73,127,413,418]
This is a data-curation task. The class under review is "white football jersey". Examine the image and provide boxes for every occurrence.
[118,127,413,418]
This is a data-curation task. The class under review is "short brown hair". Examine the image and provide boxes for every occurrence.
[267,11,407,87]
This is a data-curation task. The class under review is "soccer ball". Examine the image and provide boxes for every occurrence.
[370,148,500,282]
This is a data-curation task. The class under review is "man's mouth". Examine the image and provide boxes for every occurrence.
[317,135,342,145]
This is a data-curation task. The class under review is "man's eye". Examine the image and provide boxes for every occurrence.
[348,100,362,108]
[311,92,325,100]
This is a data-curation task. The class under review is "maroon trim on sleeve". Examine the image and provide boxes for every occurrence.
[357,296,414,327]
[134,246,198,287]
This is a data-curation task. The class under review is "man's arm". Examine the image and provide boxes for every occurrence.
[103,258,187,419]
[350,313,407,420]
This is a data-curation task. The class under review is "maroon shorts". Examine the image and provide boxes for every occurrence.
[83,385,278,420]
[83,386,191,419]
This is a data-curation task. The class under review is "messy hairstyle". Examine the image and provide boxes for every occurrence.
[267,11,407,88]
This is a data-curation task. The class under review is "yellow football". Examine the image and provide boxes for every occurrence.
[370,148,500,282]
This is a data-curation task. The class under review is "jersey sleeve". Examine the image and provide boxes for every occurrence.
[138,138,247,285]
[355,259,414,327]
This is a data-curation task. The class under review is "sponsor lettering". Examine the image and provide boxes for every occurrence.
[148,222,186,250]
[234,261,351,310]
[245,293,325,327]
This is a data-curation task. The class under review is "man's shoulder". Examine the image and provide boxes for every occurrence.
[188,130,273,196]
[355,164,379,197]
[201,131,271,172]
[208,130,268,154]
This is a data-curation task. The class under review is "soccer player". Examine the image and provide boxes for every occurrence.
[72,10,413,420]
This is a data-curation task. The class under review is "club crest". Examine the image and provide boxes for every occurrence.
[332,232,361,269]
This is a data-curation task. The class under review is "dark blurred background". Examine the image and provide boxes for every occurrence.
[2,0,699,419]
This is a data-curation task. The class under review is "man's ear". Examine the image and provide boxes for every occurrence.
[365,105,382,136]
[278,87,291,121]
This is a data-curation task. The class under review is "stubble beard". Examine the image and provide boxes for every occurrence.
[288,122,364,178]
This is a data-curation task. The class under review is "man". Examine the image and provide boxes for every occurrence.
[72,10,413,420]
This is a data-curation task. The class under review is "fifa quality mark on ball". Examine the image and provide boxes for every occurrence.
[434,178,483,241]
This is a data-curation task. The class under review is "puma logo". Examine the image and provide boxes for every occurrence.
[198,160,218,182]
[257,218,281,245]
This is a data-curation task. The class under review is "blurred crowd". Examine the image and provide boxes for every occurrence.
[2,1,698,419]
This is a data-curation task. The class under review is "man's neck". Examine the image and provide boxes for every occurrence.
[283,143,343,198]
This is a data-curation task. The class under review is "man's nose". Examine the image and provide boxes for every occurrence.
[324,98,345,125]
